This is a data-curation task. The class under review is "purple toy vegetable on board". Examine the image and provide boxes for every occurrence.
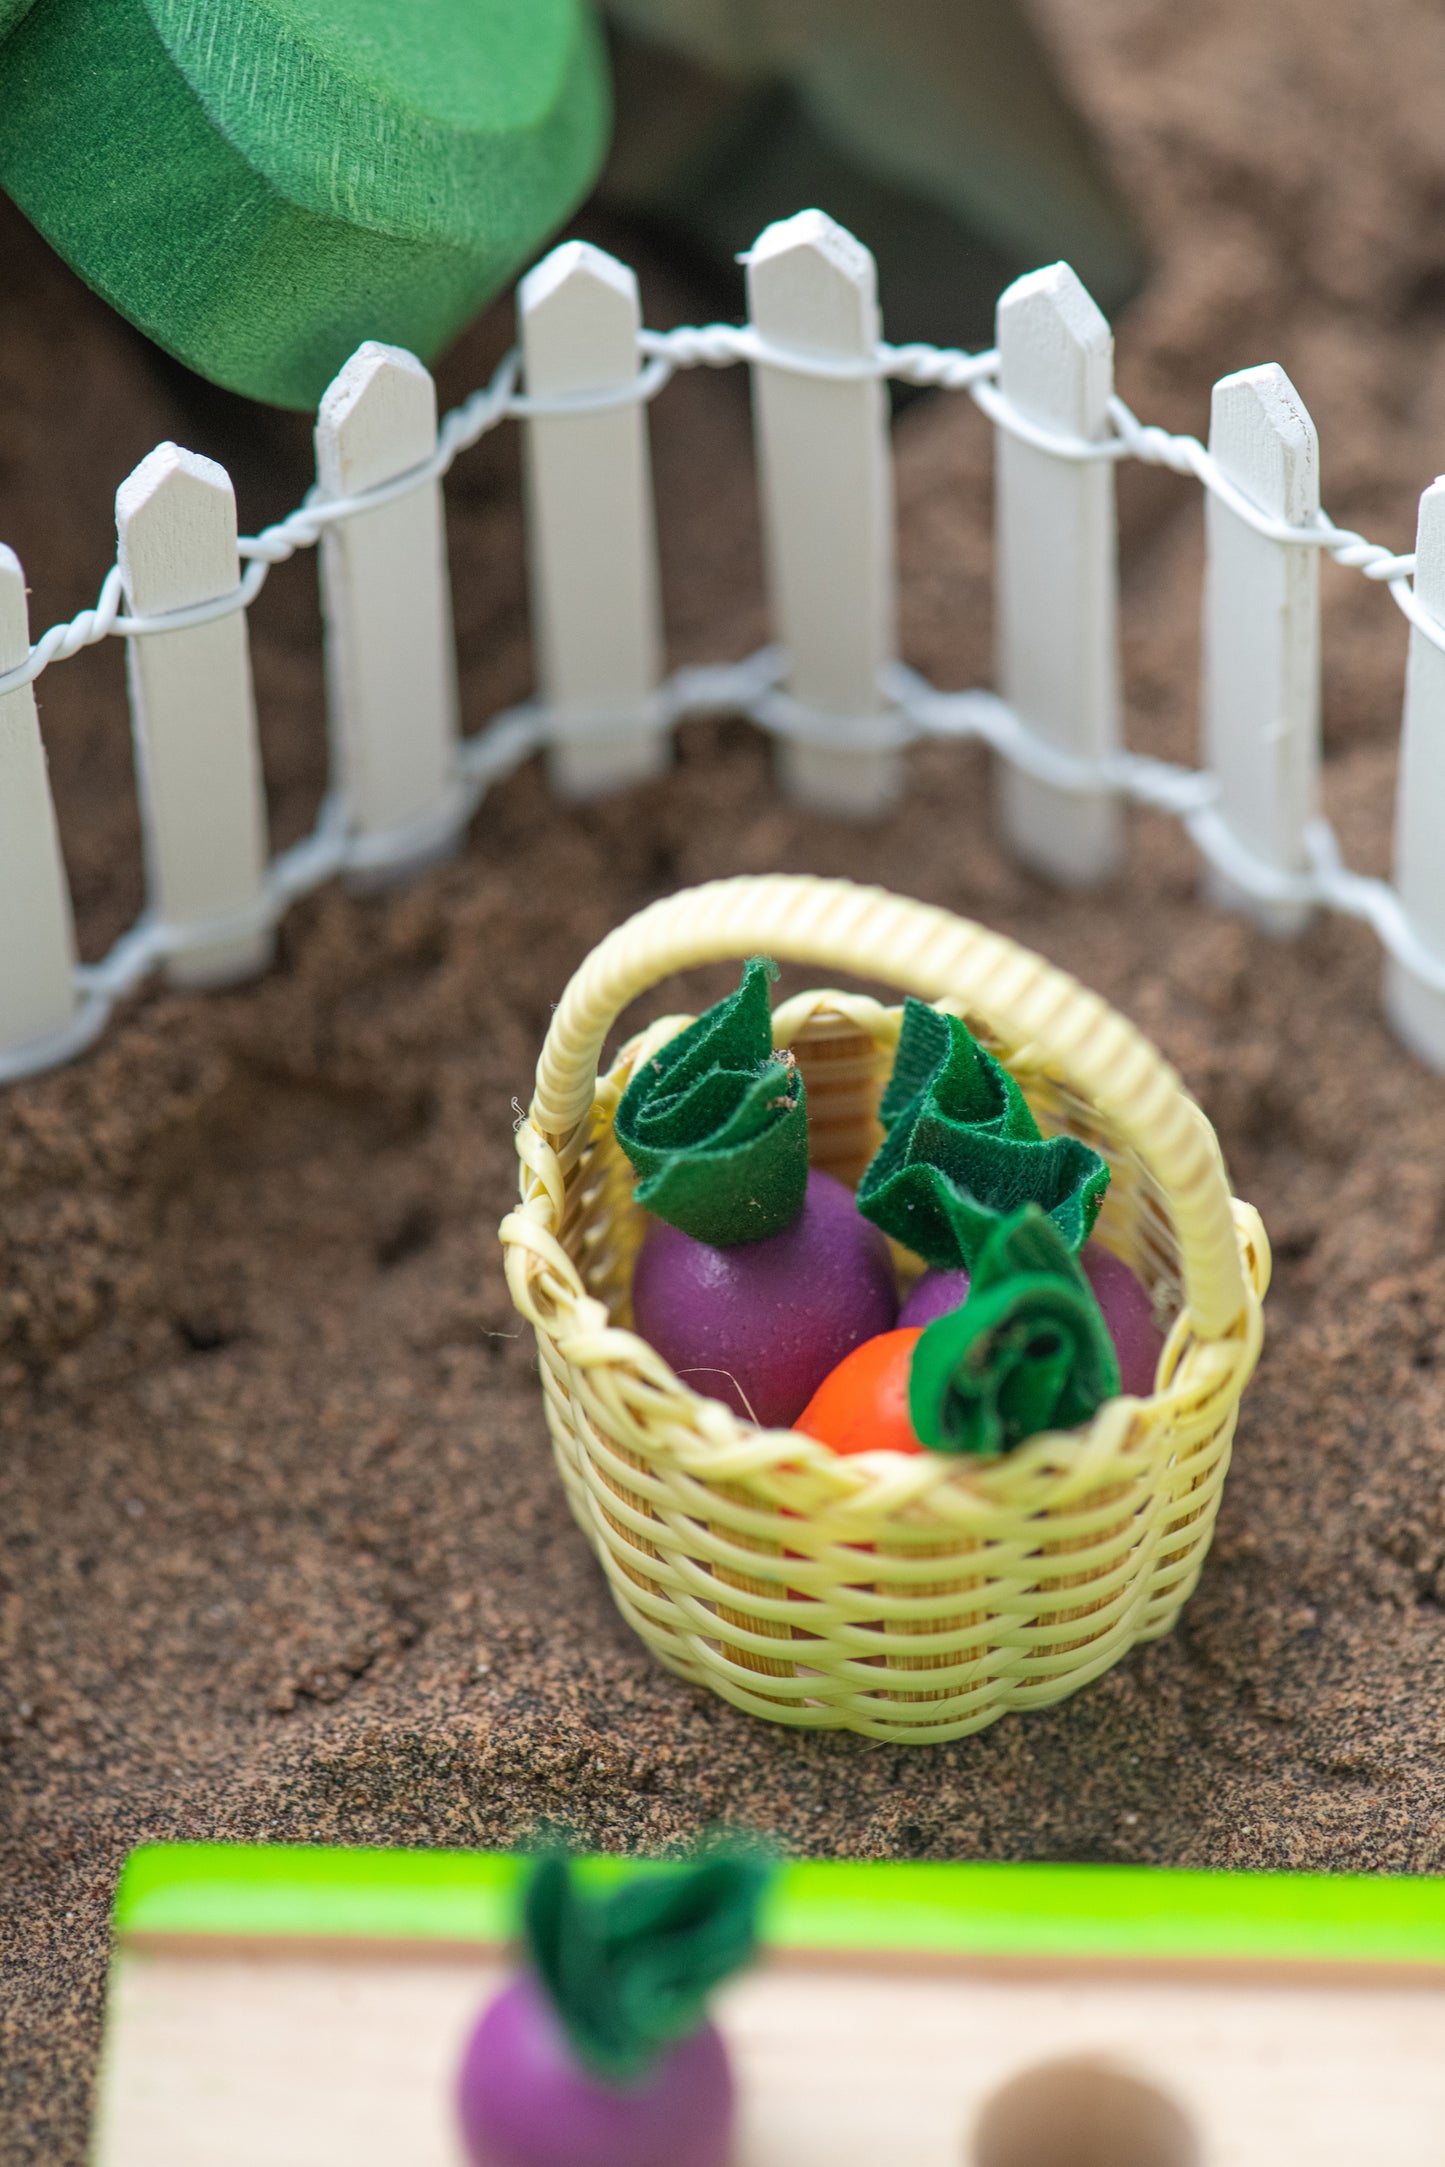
[618,959,896,1427]
[456,1852,770,2167]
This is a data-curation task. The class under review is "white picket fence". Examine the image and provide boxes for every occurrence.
[6,206,1445,1083]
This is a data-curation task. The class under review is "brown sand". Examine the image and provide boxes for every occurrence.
[7,0,1445,2154]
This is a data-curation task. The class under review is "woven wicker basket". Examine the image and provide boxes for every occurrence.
[501,875,1268,1744]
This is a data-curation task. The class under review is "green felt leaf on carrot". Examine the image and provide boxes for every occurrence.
[857,999,1109,1269]
[524,1853,771,2084]
[0,0,609,407]
[614,957,808,1246]
[908,1205,1120,1455]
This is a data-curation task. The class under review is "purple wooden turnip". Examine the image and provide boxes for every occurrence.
[898,1265,971,1333]
[1080,1244,1163,1397]
[457,1972,733,2167]
[632,1168,897,1427]
[900,1242,1162,1398]
[456,1853,766,2167]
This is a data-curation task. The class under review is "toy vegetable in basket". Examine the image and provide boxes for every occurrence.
[880,1003,1161,1395]
[500,873,1268,1743]
[457,1852,769,2167]
[619,958,897,1427]
[863,997,1159,1387]
[799,1205,1126,1458]
[619,972,1159,1456]
[797,998,1163,1457]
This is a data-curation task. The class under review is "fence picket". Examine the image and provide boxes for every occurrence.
[116,443,271,987]
[0,545,76,1056]
[519,241,665,799]
[994,263,1122,884]
[9,243,1445,1085]
[316,342,464,874]
[1386,479,1445,1065]
[1203,364,1321,933]
[745,209,899,817]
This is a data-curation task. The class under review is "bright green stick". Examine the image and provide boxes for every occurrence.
[115,1843,1445,1973]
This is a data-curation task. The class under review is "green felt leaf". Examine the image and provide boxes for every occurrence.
[524,1852,771,2083]
[858,1000,1109,1269]
[909,1206,1120,1456]
[0,0,608,407]
[615,957,808,1246]
[0,0,37,38]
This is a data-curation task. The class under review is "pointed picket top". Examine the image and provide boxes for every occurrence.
[116,442,239,611]
[744,209,879,356]
[520,240,643,392]
[521,236,637,315]
[1209,363,1320,526]
[996,261,1113,435]
[316,341,437,497]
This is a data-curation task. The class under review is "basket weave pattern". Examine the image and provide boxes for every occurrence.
[502,877,1268,1743]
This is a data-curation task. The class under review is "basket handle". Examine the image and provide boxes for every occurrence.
[532,875,1248,1339]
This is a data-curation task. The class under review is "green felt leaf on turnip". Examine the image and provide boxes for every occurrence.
[902,1243,1162,1398]
[908,1205,1120,1455]
[858,1000,1110,1270]
[615,957,809,1246]
[620,963,897,1423]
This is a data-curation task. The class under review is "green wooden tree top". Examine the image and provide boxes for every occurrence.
[0,0,609,407]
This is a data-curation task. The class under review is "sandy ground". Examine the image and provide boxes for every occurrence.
[7,1,1445,2156]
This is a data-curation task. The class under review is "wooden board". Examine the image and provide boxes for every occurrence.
[93,1847,1445,2166]
[0,0,607,407]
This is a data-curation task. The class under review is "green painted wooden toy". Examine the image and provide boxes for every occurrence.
[93,1841,1445,2164]
[0,0,609,407]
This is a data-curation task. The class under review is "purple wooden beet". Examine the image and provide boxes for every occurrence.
[457,1972,734,2167]
[631,1168,897,1428]
[898,1265,971,1330]
[899,1244,1162,1398]
[1081,1243,1162,1397]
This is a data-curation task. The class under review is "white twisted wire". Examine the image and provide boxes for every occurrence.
[9,631,1445,1088]
[6,317,1445,1081]
[2,322,1440,706]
